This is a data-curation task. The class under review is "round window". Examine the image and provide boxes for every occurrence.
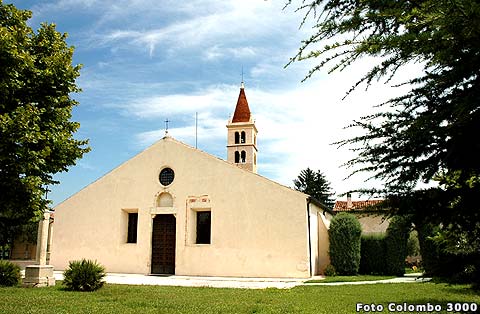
[159,168,175,186]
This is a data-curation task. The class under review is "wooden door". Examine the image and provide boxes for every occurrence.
[151,214,176,274]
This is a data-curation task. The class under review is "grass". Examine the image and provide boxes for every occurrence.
[405,267,424,274]
[1,281,479,314]
[305,275,396,283]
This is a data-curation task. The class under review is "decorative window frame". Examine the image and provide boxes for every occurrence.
[158,166,175,187]
[151,191,177,217]
[186,196,212,246]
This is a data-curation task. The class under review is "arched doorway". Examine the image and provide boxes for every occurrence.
[151,214,176,274]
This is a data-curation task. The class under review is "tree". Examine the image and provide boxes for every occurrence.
[286,0,480,281]
[293,167,335,208]
[0,1,89,246]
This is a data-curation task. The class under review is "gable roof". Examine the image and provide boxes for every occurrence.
[232,85,251,123]
[55,135,313,208]
[333,199,384,212]
[168,136,308,197]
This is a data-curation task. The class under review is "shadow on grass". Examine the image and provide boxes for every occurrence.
[428,277,480,295]
[55,280,106,293]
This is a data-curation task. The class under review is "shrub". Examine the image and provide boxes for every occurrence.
[418,223,479,284]
[417,223,466,279]
[63,259,106,291]
[360,234,387,275]
[0,260,21,287]
[328,212,362,275]
[385,216,409,276]
[324,264,336,276]
[407,230,421,257]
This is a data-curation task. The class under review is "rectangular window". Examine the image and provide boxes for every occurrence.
[127,213,138,243]
[196,211,211,244]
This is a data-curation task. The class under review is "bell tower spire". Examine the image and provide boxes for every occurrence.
[226,81,258,173]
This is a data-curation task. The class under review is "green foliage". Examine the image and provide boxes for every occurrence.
[286,0,480,283]
[328,213,362,275]
[293,168,335,208]
[323,264,336,277]
[0,260,21,287]
[417,223,447,276]
[359,234,387,275]
[306,275,395,283]
[359,217,409,276]
[63,259,106,292]
[384,216,409,276]
[406,230,420,257]
[418,223,480,285]
[0,1,90,246]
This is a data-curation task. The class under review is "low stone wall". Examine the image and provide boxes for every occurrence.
[9,260,38,270]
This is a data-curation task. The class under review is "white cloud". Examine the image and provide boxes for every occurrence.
[90,0,300,57]
[119,84,238,119]
[31,0,97,13]
[27,0,427,205]
[127,57,420,196]
[136,120,226,149]
[203,45,257,61]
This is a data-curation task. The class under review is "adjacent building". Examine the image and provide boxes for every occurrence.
[333,194,388,234]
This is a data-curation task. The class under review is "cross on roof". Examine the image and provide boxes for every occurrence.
[241,67,245,89]
[165,119,170,135]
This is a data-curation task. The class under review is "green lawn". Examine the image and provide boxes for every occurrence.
[405,267,424,274]
[1,282,479,314]
[305,275,396,283]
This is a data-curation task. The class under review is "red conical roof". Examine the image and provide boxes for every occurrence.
[232,85,251,123]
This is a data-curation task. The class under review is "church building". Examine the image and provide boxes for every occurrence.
[50,83,332,278]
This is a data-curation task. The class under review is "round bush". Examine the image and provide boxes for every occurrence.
[0,260,21,287]
[63,259,106,291]
[328,212,362,275]
[324,264,336,276]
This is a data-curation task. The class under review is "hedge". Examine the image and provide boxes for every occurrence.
[328,212,362,275]
[385,216,409,276]
[360,234,387,275]
[359,216,409,276]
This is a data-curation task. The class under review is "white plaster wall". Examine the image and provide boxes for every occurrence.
[357,214,389,234]
[51,137,315,278]
[317,210,332,274]
[308,204,319,275]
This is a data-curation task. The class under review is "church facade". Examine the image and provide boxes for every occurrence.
[50,84,332,278]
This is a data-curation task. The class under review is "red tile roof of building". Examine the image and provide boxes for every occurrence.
[334,199,384,211]
[232,85,251,123]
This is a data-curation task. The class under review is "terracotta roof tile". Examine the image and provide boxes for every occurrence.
[333,199,384,211]
[232,87,251,123]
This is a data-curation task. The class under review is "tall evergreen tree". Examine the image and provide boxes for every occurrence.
[0,1,89,246]
[293,168,335,208]
[286,0,480,279]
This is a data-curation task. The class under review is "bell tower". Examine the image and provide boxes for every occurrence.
[226,82,258,173]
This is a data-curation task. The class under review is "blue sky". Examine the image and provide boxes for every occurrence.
[10,0,413,206]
